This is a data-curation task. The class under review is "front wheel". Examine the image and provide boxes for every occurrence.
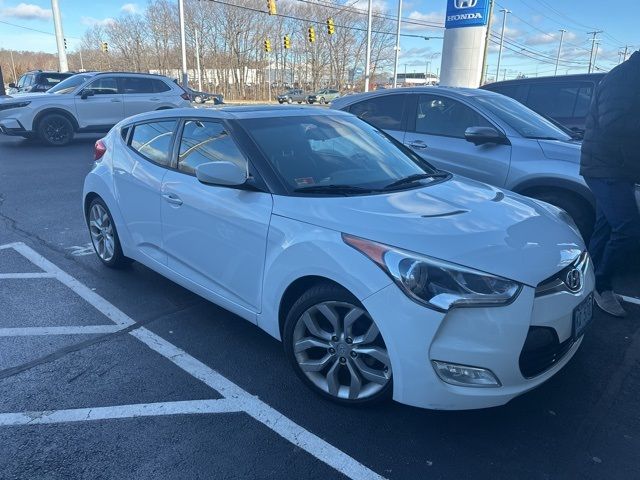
[283,284,392,405]
[319,97,326,105]
[37,113,74,146]
[87,197,132,269]
[287,97,293,104]
[194,95,203,104]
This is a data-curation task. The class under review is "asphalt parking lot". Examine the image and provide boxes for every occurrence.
[1,134,639,480]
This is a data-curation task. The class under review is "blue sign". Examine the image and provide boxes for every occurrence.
[445,0,490,29]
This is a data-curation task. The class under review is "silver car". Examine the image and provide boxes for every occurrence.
[332,87,640,237]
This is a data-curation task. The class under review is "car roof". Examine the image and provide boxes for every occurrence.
[483,73,607,89]
[331,86,499,108]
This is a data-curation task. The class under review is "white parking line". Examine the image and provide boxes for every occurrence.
[0,242,386,480]
[0,273,55,279]
[0,399,241,426]
[620,295,640,306]
[0,325,125,337]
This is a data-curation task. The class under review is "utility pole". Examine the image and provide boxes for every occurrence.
[78,48,84,71]
[480,0,495,85]
[621,45,630,63]
[392,0,402,88]
[178,0,188,88]
[364,0,373,92]
[9,50,17,83]
[195,28,202,91]
[554,29,566,76]
[51,0,68,72]
[495,9,510,84]
[587,31,602,73]
[592,42,600,71]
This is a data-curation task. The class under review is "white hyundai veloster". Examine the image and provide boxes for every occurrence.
[83,107,594,410]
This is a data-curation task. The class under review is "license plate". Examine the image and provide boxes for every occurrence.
[573,293,594,339]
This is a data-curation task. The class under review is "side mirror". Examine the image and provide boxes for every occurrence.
[8,83,16,88]
[80,89,95,100]
[464,126,509,146]
[196,161,247,187]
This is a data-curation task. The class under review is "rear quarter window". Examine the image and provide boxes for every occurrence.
[129,120,178,166]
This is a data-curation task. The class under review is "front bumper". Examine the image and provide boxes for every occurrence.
[362,261,595,410]
[0,118,26,135]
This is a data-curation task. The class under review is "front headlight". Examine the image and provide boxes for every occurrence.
[343,234,521,311]
[0,101,31,111]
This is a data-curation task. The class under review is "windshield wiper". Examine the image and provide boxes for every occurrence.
[294,184,378,195]
[382,172,449,191]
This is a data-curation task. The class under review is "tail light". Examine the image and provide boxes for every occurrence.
[94,139,107,161]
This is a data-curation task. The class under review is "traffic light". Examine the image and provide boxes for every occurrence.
[101,42,108,53]
[283,35,291,49]
[327,18,335,35]
[64,38,67,49]
[264,39,271,53]
[267,0,276,15]
[308,26,315,43]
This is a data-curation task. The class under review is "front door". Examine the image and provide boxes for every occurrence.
[74,76,124,129]
[404,94,512,187]
[161,119,273,313]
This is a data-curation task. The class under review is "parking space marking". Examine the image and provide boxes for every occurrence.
[0,273,56,279]
[0,325,125,337]
[620,295,640,306]
[0,242,386,480]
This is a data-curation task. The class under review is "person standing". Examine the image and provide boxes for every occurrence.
[580,50,640,317]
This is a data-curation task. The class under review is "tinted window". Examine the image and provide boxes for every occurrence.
[527,83,583,118]
[87,77,118,95]
[152,79,171,93]
[121,77,154,94]
[38,73,69,87]
[487,84,527,103]
[350,95,406,131]
[49,74,92,94]
[16,75,26,88]
[574,85,594,118]
[178,120,247,175]
[23,75,34,87]
[414,94,491,138]
[130,121,177,166]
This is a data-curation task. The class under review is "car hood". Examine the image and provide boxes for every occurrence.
[273,177,584,287]
[2,92,55,101]
[537,139,581,162]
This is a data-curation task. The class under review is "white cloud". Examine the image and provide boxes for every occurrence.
[525,31,577,46]
[121,3,138,14]
[0,2,52,20]
[403,10,445,31]
[351,0,389,13]
[81,16,115,27]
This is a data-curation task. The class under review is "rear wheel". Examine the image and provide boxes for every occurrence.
[283,284,392,405]
[37,113,74,146]
[194,95,203,104]
[319,97,326,105]
[528,189,594,240]
[87,197,132,269]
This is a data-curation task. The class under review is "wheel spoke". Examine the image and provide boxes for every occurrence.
[354,346,390,366]
[343,307,364,338]
[354,322,380,345]
[299,353,333,372]
[104,236,115,258]
[346,359,363,399]
[302,312,332,341]
[294,337,330,353]
[353,357,389,385]
[325,359,341,396]
[317,304,341,337]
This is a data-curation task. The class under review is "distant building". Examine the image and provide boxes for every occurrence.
[392,72,439,86]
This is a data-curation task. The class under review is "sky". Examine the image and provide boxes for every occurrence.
[0,0,637,80]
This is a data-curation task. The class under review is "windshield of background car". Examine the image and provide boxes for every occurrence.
[474,94,572,141]
[48,74,92,94]
[240,114,437,192]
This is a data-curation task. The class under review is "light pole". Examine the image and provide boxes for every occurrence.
[364,0,373,92]
[554,29,566,76]
[195,28,202,91]
[178,0,188,88]
[587,31,602,73]
[51,0,68,72]
[495,9,510,84]
[392,0,403,88]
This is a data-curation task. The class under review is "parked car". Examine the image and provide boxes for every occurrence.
[186,87,223,104]
[277,89,308,104]
[0,72,191,146]
[307,88,340,104]
[7,70,76,95]
[332,87,626,238]
[481,74,606,136]
[83,106,594,410]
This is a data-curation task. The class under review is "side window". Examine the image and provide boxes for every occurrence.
[178,120,247,176]
[487,84,527,103]
[129,120,177,166]
[414,94,491,138]
[87,77,119,95]
[121,77,155,94]
[16,75,26,88]
[350,94,406,131]
[23,75,34,87]
[152,79,171,93]
[527,83,581,118]
[573,85,594,118]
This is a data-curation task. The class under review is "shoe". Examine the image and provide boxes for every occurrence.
[594,290,627,317]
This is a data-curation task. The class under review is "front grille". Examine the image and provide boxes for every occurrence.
[535,251,589,297]
[519,327,574,378]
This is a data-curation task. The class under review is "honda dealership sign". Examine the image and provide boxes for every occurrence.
[439,0,491,88]
[445,0,490,29]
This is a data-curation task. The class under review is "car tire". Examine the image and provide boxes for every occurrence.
[319,97,326,105]
[283,283,392,406]
[194,95,203,104]
[37,113,74,146]
[287,98,293,104]
[86,197,132,269]
[298,101,302,104]
[278,100,284,104]
[530,190,595,241]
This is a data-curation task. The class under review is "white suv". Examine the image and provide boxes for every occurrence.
[0,72,191,146]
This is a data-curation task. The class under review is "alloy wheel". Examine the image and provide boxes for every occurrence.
[292,301,391,400]
[44,118,71,144]
[88,203,115,262]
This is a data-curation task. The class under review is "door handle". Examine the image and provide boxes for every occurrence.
[162,193,183,206]
[149,97,160,101]
[110,98,122,103]
[408,140,428,149]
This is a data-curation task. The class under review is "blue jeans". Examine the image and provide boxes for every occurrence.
[584,177,640,291]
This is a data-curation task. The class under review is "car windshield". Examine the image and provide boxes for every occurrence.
[240,114,438,193]
[475,94,571,141]
[48,74,93,94]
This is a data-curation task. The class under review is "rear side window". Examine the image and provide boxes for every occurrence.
[152,79,171,93]
[87,77,118,95]
[121,77,155,94]
[349,94,406,131]
[130,120,178,166]
[177,120,247,175]
[526,83,587,118]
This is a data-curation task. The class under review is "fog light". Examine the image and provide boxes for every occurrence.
[432,361,501,388]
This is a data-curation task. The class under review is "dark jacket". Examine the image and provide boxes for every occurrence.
[580,51,640,181]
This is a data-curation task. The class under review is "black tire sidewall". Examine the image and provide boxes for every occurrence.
[282,283,393,406]
[38,114,74,146]
[533,192,594,240]
[87,197,130,269]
